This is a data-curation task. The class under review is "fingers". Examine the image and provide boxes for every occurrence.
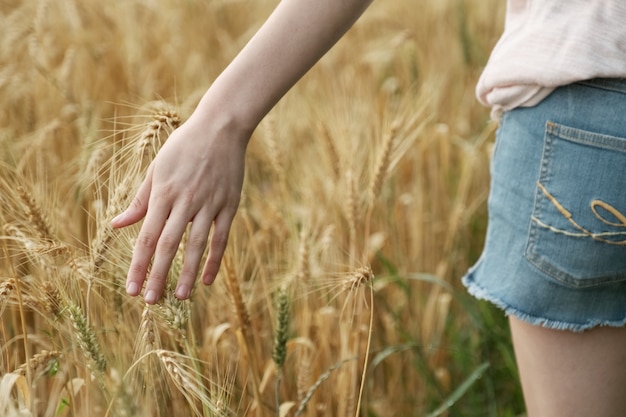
[174,209,212,300]
[201,208,236,285]
[120,176,238,303]
[141,204,192,304]
[125,194,170,301]
[129,205,232,303]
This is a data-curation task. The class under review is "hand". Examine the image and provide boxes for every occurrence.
[111,114,248,304]
[110,0,371,305]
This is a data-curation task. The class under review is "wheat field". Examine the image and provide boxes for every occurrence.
[0,0,525,416]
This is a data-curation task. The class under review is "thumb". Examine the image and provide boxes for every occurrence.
[111,170,153,228]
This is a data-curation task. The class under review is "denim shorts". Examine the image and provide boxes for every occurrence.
[462,78,626,332]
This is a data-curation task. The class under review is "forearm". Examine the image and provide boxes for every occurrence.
[192,0,373,137]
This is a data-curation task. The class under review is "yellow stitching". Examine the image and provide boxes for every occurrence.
[536,182,572,219]
[536,181,626,245]
[590,200,626,227]
[532,216,626,238]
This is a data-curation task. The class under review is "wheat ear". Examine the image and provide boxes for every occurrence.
[272,288,290,416]
[294,357,356,417]
[15,350,61,376]
[39,280,63,318]
[318,122,341,180]
[223,256,265,415]
[155,350,224,417]
[16,185,54,241]
[367,124,397,207]
[67,302,106,374]
[135,108,181,166]
[0,279,16,305]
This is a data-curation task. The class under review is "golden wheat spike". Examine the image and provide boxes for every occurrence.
[15,350,61,377]
[16,185,54,242]
[367,122,399,207]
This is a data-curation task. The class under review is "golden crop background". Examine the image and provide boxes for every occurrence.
[0,0,523,416]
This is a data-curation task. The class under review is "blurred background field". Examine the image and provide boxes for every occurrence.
[0,0,526,416]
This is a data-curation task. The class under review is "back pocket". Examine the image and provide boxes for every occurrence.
[525,122,626,288]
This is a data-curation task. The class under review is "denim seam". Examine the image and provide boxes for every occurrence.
[577,78,626,95]
[546,122,626,152]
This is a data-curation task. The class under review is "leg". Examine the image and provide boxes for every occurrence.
[509,316,626,417]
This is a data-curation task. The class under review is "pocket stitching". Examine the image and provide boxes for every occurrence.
[525,121,626,288]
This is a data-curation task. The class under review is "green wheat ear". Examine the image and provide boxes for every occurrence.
[68,302,107,374]
[272,288,290,370]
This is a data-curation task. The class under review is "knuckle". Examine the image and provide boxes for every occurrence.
[148,270,168,286]
[129,261,149,277]
[157,234,180,253]
[180,189,196,206]
[137,232,158,249]
[178,267,199,285]
[186,235,208,251]
[211,231,229,247]
[179,264,196,278]
[130,195,145,210]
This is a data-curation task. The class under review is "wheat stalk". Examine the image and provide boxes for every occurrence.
[38,281,63,318]
[93,178,131,266]
[0,279,16,305]
[15,350,61,377]
[272,288,290,417]
[272,288,290,371]
[155,350,226,417]
[294,228,310,284]
[295,352,312,404]
[294,357,356,417]
[82,139,111,191]
[367,123,398,208]
[135,108,181,167]
[135,305,160,356]
[223,255,265,416]
[263,116,285,184]
[318,122,341,180]
[33,240,71,258]
[157,292,189,340]
[16,185,54,242]
[342,265,374,293]
[67,302,107,374]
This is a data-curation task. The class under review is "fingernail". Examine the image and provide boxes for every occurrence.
[144,289,157,304]
[127,282,139,295]
[176,285,190,299]
[111,213,124,224]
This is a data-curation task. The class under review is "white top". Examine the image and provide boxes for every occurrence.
[476,0,626,112]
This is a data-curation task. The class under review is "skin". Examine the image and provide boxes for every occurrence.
[111,0,373,304]
[509,317,626,417]
[112,2,626,415]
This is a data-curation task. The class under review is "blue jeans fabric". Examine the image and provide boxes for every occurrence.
[463,78,626,331]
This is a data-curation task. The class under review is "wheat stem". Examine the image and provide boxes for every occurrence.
[294,357,357,417]
[223,256,264,416]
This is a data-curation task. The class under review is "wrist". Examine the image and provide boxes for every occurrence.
[190,88,258,147]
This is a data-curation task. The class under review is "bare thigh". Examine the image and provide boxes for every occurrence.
[509,316,626,417]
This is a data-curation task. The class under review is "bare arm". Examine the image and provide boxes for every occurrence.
[198,0,373,135]
[112,0,373,304]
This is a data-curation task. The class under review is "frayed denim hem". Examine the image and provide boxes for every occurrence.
[462,276,626,333]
